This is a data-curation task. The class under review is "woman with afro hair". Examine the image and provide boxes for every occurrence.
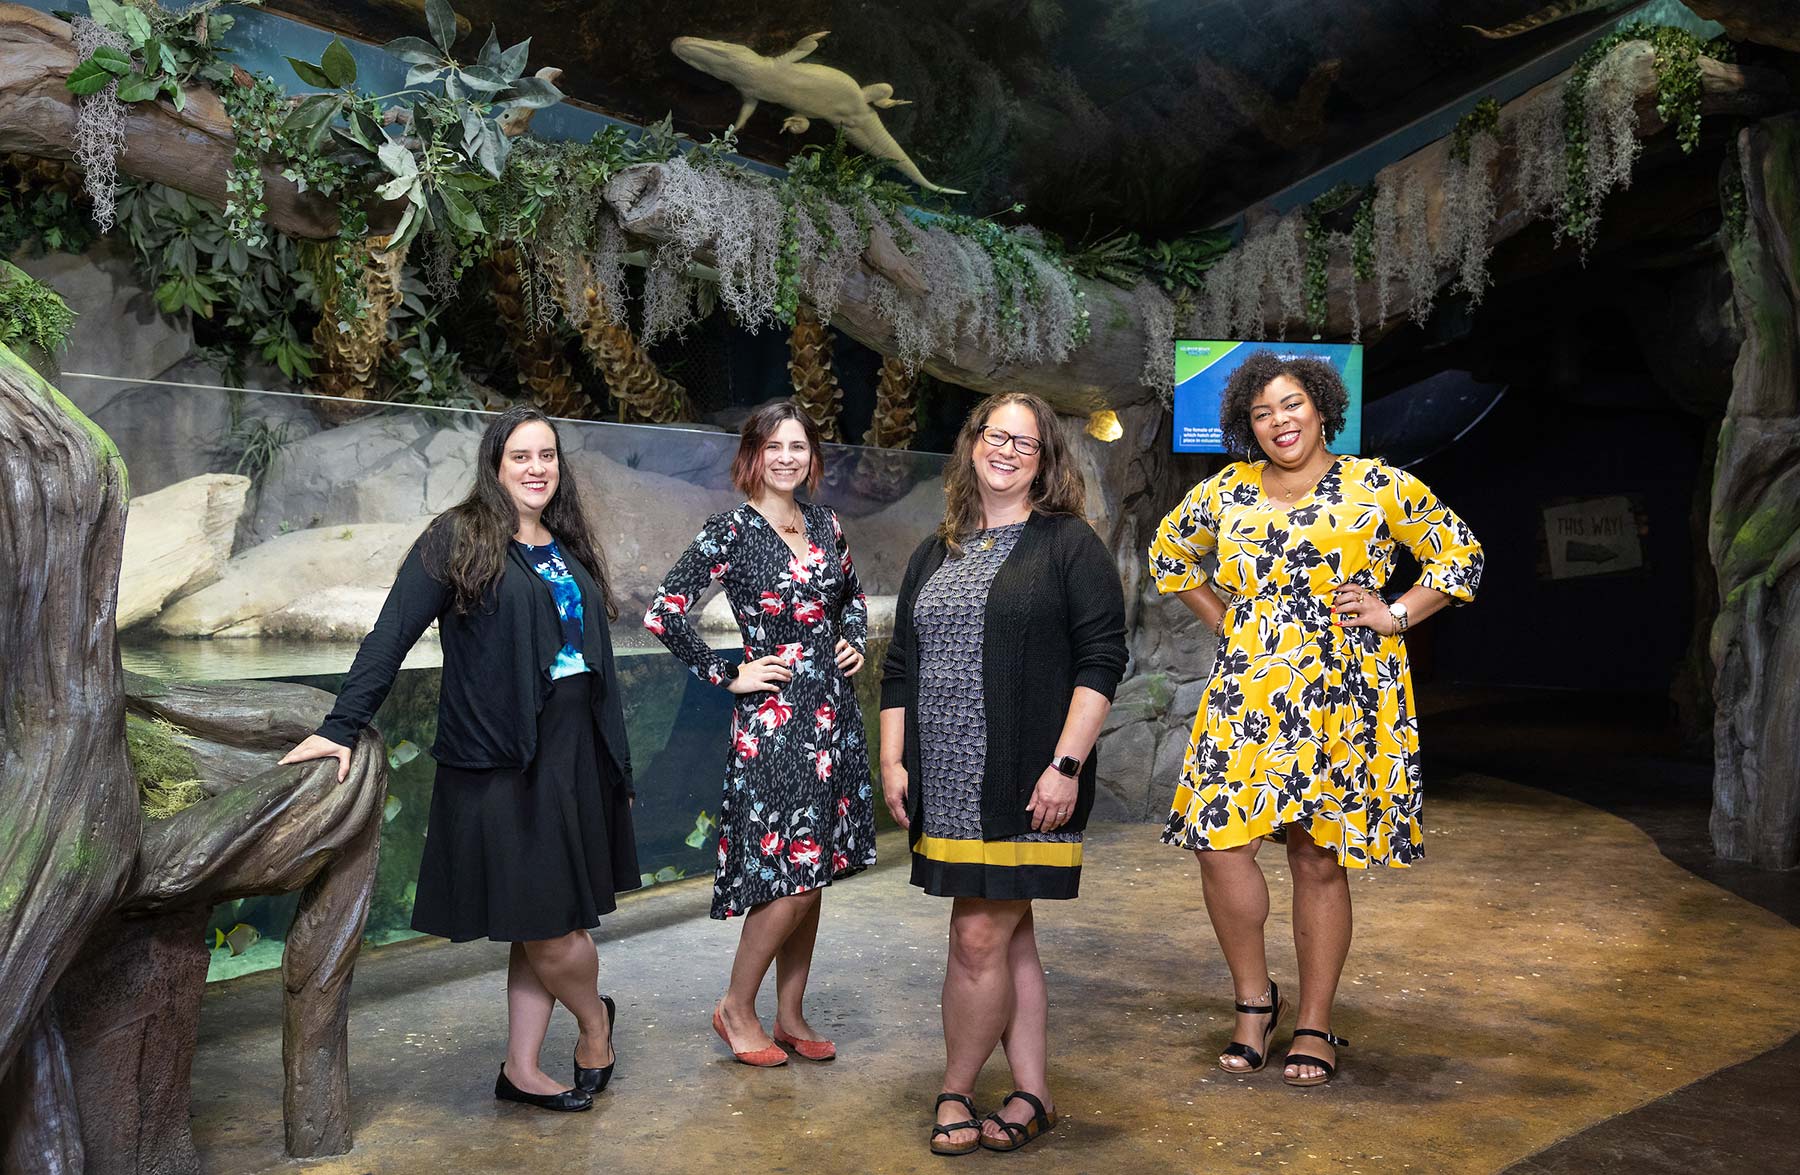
[1147,349,1483,1087]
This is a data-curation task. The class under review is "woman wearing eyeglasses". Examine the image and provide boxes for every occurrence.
[880,392,1127,1155]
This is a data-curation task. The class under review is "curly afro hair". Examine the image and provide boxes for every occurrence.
[1218,350,1350,460]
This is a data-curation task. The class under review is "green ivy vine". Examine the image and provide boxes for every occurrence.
[1561,23,1734,245]
[1450,98,1502,167]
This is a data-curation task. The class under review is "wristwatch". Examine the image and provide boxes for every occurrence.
[1050,754,1082,778]
[1387,600,1410,633]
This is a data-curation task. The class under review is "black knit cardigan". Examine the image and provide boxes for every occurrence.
[317,519,632,791]
[880,511,1128,840]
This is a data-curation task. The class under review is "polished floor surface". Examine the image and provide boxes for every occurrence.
[189,743,1800,1174]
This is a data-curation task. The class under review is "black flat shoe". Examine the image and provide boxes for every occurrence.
[575,994,617,1094]
[495,1064,592,1112]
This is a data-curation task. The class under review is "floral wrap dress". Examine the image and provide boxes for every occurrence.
[1148,455,1483,867]
[645,501,876,918]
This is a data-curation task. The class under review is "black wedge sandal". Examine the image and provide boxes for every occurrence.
[978,1090,1057,1152]
[1283,1027,1349,1088]
[930,1092,982,1157]
[1218,979,1285,1074]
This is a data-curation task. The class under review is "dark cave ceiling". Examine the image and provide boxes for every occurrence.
[263,0,1643,243]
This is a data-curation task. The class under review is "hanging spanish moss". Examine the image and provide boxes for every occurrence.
[1133,280,1176,405]
[70,17,130,233]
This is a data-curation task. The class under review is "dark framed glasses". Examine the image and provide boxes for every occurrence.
[979,427,1042,456]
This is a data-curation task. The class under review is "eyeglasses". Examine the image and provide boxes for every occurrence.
[979,427,1041,456]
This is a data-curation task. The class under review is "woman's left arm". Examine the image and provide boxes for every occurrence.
[829,509,868,675]
[1030,523,1130,831]
[1339,465,1484,636]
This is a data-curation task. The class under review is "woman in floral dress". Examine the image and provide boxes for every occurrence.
[1149,350,1483,1087]
[646,402,874,1067]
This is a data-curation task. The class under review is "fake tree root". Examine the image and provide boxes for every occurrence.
[309,234,406,421]
[852,355,919,501]
[787,305,844,442]
[484,241,590,419]
[556,257,692,424]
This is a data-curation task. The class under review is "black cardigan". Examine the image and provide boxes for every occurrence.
[316,520,633,790]
[880,511,1128,840]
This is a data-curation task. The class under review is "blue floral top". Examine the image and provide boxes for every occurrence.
[518,539,588,680]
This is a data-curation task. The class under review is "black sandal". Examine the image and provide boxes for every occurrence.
[978,1090,1057,1152]
[930,1092,982,1156]
[1283,1027,1349,1088]
[1218,979,1285,1074]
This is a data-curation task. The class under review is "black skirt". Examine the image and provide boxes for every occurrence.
[411,673,640,943]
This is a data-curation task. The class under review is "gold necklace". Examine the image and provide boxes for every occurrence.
[1266,454,1334,504]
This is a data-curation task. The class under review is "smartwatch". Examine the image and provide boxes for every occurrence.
[1051,754,1081,777]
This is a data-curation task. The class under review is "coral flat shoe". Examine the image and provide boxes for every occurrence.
[773,1023,837,1062]
[713,1005,788,1067]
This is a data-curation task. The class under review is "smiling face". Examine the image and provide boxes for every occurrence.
[498,420,559,519]
[1249,374,1326,469]
[973,401,1043,498]
[758,418,813,497]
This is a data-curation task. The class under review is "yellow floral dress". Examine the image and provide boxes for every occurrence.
[1148,455,1483,867]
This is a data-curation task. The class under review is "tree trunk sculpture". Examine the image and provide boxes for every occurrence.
[485,241,590,419]
[0,344,390,1170]
[310,233,408,422]
[787,305,844,441]
[556,256,693,423]
[851,356,918,501]
[1710,114,1800,870]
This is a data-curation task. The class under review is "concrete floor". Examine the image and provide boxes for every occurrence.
[189,761,1800,1175]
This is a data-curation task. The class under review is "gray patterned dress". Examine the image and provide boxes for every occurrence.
[911,522,1082,900]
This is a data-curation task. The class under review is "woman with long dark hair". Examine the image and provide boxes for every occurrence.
[1149,350,1482,1087]
[645,401,876,1067]
[881,392,1127,1154]
[281,405,637,1113]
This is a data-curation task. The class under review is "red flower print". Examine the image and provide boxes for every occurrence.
[760,831,785,858]
[815,704,836,731]
[644,612,665,635]
[718,835,730,867]
[832,850,849,873]
[793,598,825,626]
[787,837,822,867]
[815,748,833,781]
[662,592,691,615]
[836,795,851,817]
[733,726,761,759]
[759,590,784,615]
[710,561,729,579]
[755,695,794,731]
[776,642,806,666]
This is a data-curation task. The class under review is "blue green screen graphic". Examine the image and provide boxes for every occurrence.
[1172,341,1364,454]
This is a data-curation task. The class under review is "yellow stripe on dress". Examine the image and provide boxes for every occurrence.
[912,836,1084,868]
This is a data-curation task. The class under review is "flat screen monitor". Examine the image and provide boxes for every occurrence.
[1172,340,1364,454]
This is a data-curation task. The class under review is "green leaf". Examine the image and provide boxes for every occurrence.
[384,36,445,66]
[115,72,160,103]
[438,186,484,235]
[499,38,531,82]
[321,38,358,88]
[118,6,152,47]
[335,109,381,151]
[168,79,186,112]
[286,56,334,89]
[425,0,458,53]
[156,41,178,77]
[437,170,497,192]
[454,65,508,94]
[501,75,561,109]
[92,45,132,75]
[279,93,339,137]
[404,63,444,88]
[375,172,419,202]
[66,58,118,96]
[85,0,127,33]
[477,26,502,68]
[377,140,419,177]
